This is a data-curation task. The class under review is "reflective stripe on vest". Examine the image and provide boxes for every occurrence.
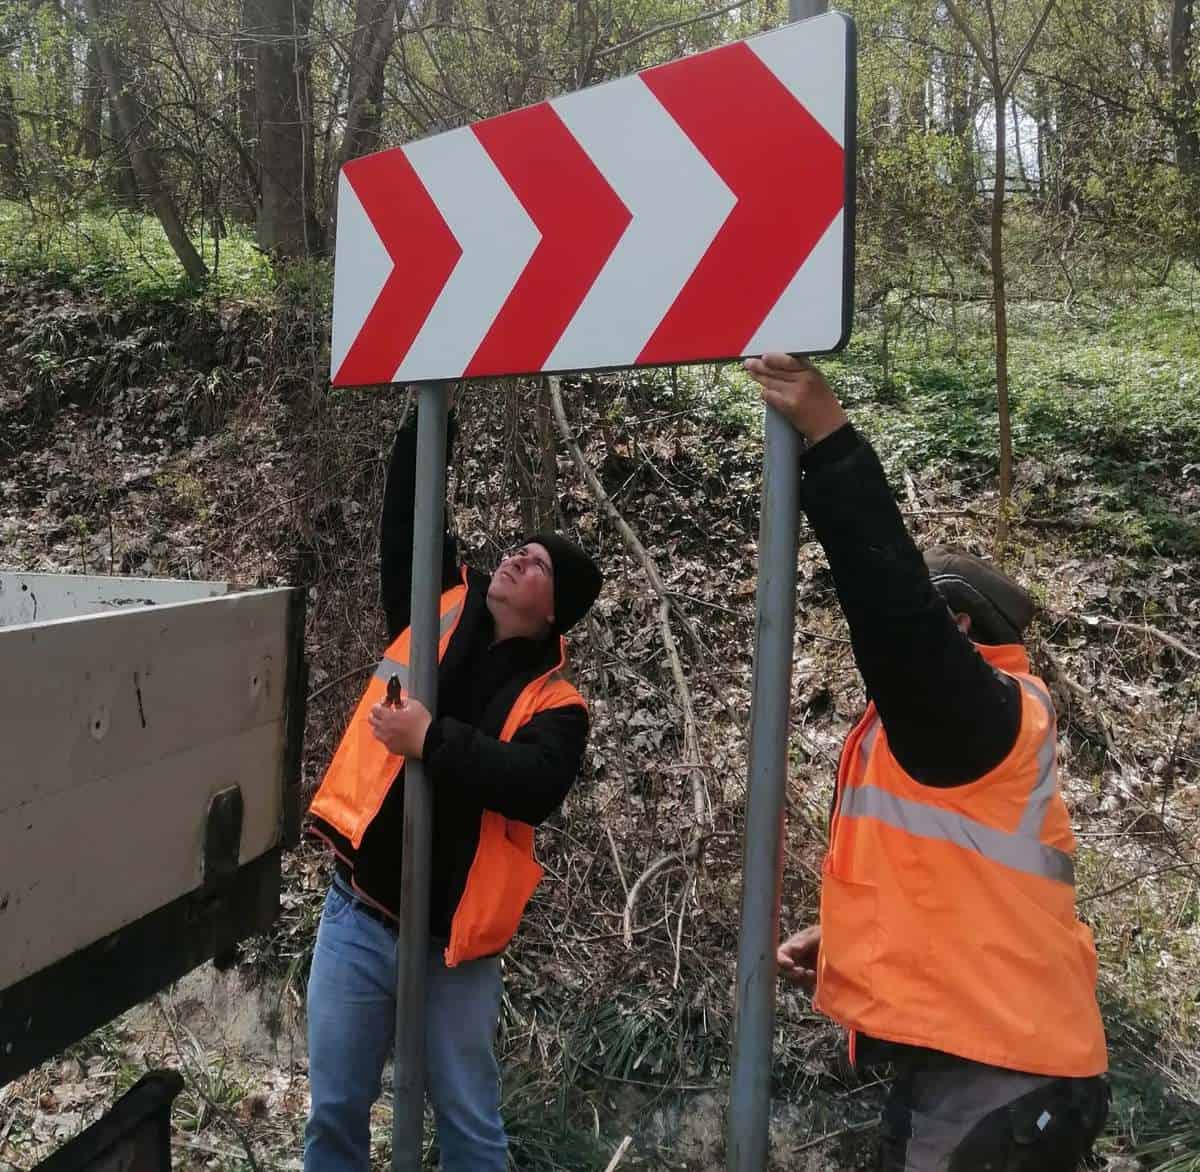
[839,783,1074,884]
[372,601,464,689]
[841,679,1073,885]
[1017,678,1057,837]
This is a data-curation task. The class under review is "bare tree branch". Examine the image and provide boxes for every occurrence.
[1002,0,1058,97]
[942,0,995,74]
[595,0,745,61]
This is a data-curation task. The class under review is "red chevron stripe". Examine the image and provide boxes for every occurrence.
[637,43,844,364]
[465,103,631,378]
[332,148,462,387]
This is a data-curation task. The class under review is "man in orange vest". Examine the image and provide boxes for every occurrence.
[303,408,601,1172]
[745,353,1109,1171]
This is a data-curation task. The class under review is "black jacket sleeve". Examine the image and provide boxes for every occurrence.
[421,704,589,825]
[380,411,461,641]
[797,424,1021,786]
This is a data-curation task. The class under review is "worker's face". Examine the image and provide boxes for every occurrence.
[488,543,555,633]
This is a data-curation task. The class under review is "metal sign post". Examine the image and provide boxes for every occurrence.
[726,3,830,1168]
[726,405,801,1171]
[392,383,449,1170]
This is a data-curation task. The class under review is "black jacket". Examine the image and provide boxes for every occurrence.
[799,424,1021,786]
[312,414,589,937]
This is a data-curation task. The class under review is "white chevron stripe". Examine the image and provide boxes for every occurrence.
[330,170,393,380]
[746,210,845,355]
[546,76,736,371]
[747,13,848,148]
[394,128,540,381]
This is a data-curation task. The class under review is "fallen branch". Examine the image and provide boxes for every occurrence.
[798,626,853,647]
[790,1119,878,1154]
[307,660,375,704]
[1037,644,1118,760]
[1079,860,1200,904]
[621,853,684,948]
[671,873,696,989]
[1080,615,1199,662]
[603,1135,634,1171]
[606,824,631,901]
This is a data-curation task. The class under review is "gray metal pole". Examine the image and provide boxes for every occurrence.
[726,406,801,1171]
[392,383,449,1171]
[727,4,826,1167]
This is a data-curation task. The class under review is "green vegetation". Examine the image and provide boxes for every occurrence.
[0,201,273,301]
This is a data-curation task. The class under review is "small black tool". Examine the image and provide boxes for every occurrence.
[385,674,404,707]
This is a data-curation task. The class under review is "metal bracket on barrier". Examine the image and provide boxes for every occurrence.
[202,785,244,971]
[202,785,244,897]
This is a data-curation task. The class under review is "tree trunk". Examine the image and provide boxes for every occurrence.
[342,0,395,160]
[1034,79,1050,207]
[535,377,557,530]
[77,43,104,159]
[0,82,24,198]
[1053,85,1082,213]
[52,0,75,153]
[1011,95,1031,193]
[106,96,140,206]
[83,0,208,282]
[943,35,979,201]
[904,47,929,131]
[233,0,260,224]
[326,0,398,237]
[991,82,1013,553]
[506,381,557,533]
[247,0,322,258]
[1170,0,1199,177]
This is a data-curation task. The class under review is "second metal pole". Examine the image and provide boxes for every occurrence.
[726,405,801,1171]
[392,383,449,1171]
[727,6,825,1162]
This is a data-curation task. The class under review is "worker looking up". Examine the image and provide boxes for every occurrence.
[747,353,1109,1172]
[304,402,601,1172]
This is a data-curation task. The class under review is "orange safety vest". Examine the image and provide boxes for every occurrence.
[308,571,586,967]
[813,643,1107,1078]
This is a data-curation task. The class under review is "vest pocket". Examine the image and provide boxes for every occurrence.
[447,820,544,966]
[816,872,882,1024]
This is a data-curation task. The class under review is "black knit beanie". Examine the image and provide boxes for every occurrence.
[525,533,603,635]
[924,545,1035,646]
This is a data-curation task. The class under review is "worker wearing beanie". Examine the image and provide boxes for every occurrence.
[304,403,601,1172]
[745,354,1109,1172]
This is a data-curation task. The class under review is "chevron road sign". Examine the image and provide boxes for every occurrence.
[330,11,855,388]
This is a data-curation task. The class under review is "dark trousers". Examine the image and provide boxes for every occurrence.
[878,1054,1109,1172]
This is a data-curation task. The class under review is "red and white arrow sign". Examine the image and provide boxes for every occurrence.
[330,12,853,387]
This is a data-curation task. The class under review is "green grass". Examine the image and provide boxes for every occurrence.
[0,200,274,301]
[823,288,1200,467]
[733,265,1200,555]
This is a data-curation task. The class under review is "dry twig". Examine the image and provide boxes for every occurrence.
[621,853,684,948]
[603,1134,634,1171]
[1052,611,1200,662]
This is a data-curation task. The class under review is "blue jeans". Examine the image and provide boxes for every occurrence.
[303,880,507,1172]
